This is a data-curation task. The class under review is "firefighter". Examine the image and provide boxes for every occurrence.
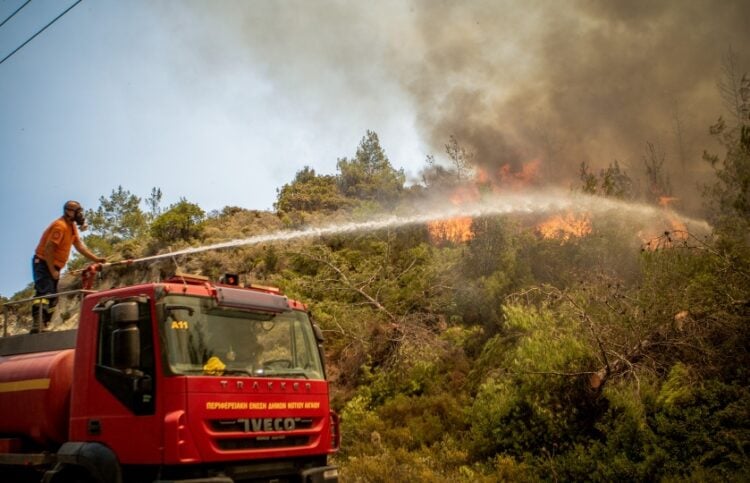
[31,200,106,332]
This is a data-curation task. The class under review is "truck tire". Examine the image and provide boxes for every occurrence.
[42,442,122,483]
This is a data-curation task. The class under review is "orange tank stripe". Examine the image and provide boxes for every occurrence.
[0,378,51,393]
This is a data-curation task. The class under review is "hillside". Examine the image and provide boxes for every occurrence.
[3,128,749,482]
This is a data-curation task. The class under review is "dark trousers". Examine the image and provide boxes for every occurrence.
[32,256,59,328]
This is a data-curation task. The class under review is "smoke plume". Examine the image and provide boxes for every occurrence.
[181,0,750,211]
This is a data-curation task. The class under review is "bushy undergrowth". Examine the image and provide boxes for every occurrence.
[8,122,749,481]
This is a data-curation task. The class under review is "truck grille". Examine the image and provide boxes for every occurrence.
[207,417,319,452]
[216,435,310,450]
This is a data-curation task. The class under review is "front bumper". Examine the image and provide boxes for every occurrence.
[154,464,338,483]
[300,465,338,482]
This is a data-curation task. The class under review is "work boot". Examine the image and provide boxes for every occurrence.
[30,308,42,334]
[30,305,52,334]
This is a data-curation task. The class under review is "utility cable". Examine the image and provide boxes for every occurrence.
[0,0,31,28]
[0,0,82,66]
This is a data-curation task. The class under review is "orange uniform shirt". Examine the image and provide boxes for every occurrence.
[35,218,79,268]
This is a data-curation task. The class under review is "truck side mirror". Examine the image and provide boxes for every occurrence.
[111,301,141,371]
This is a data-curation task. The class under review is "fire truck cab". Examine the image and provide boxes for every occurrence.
[0,274,339,482]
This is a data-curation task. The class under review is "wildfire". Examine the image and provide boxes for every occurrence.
[449,184,481,205]
[658,196,680,208]
[640,197,689,249]
[537,212,592,242]
[429,181,480,244]
[498,159,541,189]
[428,217,474,244]
[426,158,542,244]
[476,160,542,193]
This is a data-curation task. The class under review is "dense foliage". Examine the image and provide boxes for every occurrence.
[274,166,349,213]
[149,198,206,245]
[8,89,750,481]
[336,130,405,206]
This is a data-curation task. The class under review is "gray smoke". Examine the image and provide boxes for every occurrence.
[177,0,750,211]
[406,0,750,197]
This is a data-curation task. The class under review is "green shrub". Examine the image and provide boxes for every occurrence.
[651,366,750,478]
[150,198,205,244]
[468,304,604,459]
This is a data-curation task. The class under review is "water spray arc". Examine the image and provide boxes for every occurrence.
[81,191,712,277]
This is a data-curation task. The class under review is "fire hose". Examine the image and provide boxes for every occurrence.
[73,259,135,290]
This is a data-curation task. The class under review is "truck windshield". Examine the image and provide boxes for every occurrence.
[159,294,324,380]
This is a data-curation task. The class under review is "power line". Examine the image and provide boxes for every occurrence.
[0,0,31,28]
[0,0,82,67]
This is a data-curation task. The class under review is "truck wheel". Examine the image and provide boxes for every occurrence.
[51,442,122,483]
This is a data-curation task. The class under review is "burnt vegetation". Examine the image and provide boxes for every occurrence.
[5,85,750,481]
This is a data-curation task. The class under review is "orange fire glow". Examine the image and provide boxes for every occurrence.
[449,184,481,205]
[426,158,542,244]
[469,160,543,193]
[658,196,679,208]
[639,219,688,249]
[476,167,490,185]
[640,197,689,249]
[428,217,474,244]
[537,212,592,242]
[499,159,540,188]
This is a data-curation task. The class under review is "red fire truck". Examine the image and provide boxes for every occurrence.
[0,273,339,482]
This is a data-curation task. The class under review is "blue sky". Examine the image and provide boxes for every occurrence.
[0,1,427,297]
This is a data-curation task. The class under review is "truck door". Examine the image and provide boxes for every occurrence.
[72,297,162,465]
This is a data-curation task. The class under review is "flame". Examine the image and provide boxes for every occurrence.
[428,217,474,244]
[426,158,541,244]
[537,211,592,242]
[639,219,688,250]
[658,196,679,208]
[479,159,542,192]
[499,159,540,188]
[640,197,689,250]
[427,171,482,244]
[476,167,490,185]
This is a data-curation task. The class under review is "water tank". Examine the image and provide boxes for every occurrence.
[0,349,74,446]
